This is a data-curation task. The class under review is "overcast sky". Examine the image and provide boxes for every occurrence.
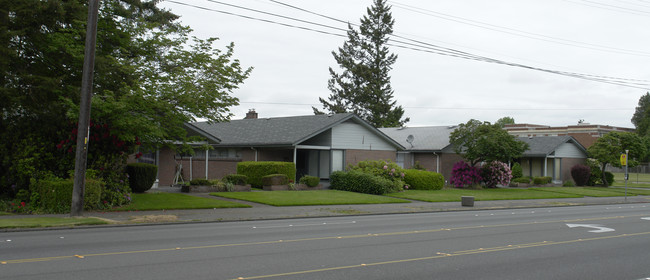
[159,0,650,128]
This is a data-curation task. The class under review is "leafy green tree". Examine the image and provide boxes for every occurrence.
[0,0,251,195]
[449,119,529,166]
[495,116,515,127]
[632,92,650,137]
[587,132,646,187]
[313,0,408,128]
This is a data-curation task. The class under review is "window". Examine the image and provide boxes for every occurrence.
[209,148,242,160]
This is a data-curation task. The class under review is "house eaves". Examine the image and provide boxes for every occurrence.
[183,122,222,144]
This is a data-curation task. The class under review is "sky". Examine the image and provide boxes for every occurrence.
[159,0,650,128]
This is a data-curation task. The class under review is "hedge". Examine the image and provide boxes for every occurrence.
[330,171,394,195]
[533,176,552,185]
[189,178,212,186]
[237,161,296,187]
[126,163,157,193]
[30,178,103,213]
[403,169,444,190]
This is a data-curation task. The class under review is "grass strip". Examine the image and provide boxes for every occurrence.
[387,188,581,202]
[112,193,251,211]
[0,217,108,229]
[211,190,410,206]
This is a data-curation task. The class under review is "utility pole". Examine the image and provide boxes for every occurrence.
[71,0,100,217]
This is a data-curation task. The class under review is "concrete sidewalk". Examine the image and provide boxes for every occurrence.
[3,186,649,226]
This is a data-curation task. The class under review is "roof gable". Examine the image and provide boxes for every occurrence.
[517,135,586,157]
[186,113,403,149]
[379,126,456,151]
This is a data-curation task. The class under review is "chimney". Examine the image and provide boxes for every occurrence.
[245,109,258,119]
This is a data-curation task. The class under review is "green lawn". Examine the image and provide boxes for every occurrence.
[212,190,411,206]
[530,187,633,197]
[386,188,581,202]
[613,172,650,185]
[0,217,108,229]
[112,193,251,211]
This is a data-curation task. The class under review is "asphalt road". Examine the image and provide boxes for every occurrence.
[2,204,649,280]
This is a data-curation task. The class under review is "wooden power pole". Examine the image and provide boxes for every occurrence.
[71,0,100,217]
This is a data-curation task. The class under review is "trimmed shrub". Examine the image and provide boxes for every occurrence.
[126,163,157,193]
[570,164,591,186]
[330,171,394,195]
[189,178,212,186]
[533,176,552,185]
[30,178,103,213]
[237,161,296,187]
[511,163,523,179]
[348,160,406,185]
[450,161,481,188]
[481,161,512,188]
[403,169,444,190]
[222,174,248,185]
[262,174,289,186]
[563,180,575,187]
[299,175,320,187]
[512,177,531,184]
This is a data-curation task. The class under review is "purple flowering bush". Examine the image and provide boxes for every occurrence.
[450,161,482,188]
[481,161,512,188]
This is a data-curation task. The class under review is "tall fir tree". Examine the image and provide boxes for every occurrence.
[313,0,409,128]
[632,92,650,137]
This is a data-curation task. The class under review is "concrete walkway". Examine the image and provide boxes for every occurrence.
[3,186,649,227]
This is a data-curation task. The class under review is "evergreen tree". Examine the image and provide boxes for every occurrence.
[313,0,408,128]
[632,92,650,137]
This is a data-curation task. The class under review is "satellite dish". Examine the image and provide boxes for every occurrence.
[406,134,414,148]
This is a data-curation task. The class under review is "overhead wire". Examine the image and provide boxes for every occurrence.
[164,0,650,90]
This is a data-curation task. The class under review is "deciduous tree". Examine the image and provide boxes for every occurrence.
[449,119,528,166]
[587,132,645,187]
[0,0,251,195]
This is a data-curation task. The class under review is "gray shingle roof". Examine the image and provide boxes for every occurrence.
[517,135,585,156]
[379,126,457,151]
[187,113,402,148]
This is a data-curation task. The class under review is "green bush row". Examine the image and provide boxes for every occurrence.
[30,178,103,213]
[237,161,295,187]
[189,178,212,186]
[403,169,444,190]
[330,171,394,195]
[533,176,552,185]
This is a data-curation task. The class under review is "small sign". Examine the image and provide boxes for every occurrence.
[620,154,627,166]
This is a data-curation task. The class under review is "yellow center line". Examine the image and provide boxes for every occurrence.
[232,231,650,280]
[0,214,644,265]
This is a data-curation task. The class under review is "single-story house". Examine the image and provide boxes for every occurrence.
[150,112,404,186]
[515,135,587,184]
[379,126,464,183]
[380,127,587,184]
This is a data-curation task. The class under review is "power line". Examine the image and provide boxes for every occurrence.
[164,0,650,89]
[238,101,631,111]
[388,0,650,57]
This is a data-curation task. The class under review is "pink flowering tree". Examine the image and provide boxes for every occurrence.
[450,161,482,188]
[481,161,512,188]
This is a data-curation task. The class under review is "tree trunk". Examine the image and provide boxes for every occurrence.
[601,163,608,187]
